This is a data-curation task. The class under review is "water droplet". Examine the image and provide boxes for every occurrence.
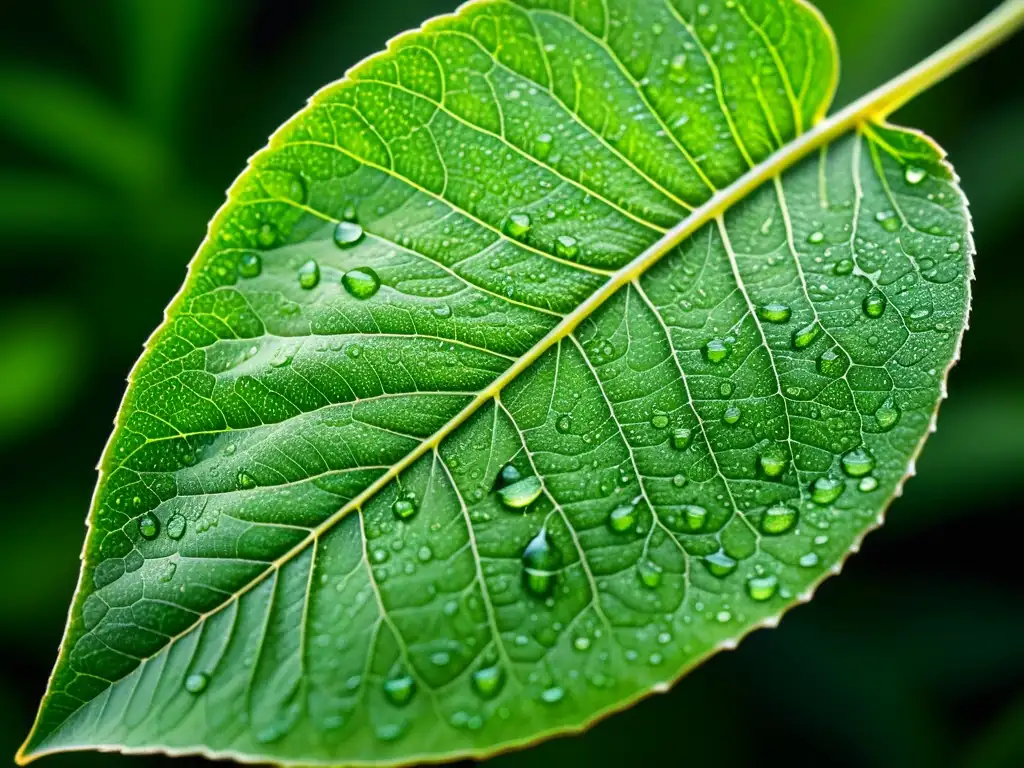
[573,636,591,651]
[904,166,926,185]
[496,463,521,487]
[184,672,209,694]
[841,448,875,477]
[858,476,879,492]
[862,290,887,318]
[534,132,553,160]
[746,574,778,601]
[392,497,417,520]
[672,473,686,487]
[637,559,663,588]
[504,213,532,239]
[799,552,819,568]
[555,415,572,433]
[498,476,543,510]
[650,413,669,429]
[670,53,687,72]
[137,515,159,539]
[341,267,381,299]
[166,513,186,540]
[555,235,579,259]
[375,722,407,742]
[671,427,693,450]
[761,504,797,535]
[522,527,562,598]
[472,665,505,698]
[540,686,564,704]
[683,505,708,531]
[607,503,637,533]
[833,258,854,276]
[758,445,787,478]
[704,339,730,364]
[703,550,737,577]
[807,231,825,244]
[811,476,843,505]
[237,471,256,490]
[875,210,900,232]
[238,252,262,278]
[433,304,452,318]
[792,322,820,349]
[333,220,364,248]
[874,399,900,431]
[758,303,791,324]
[817,347,844,377]
[298,259,320,289]
[722,405,741,425]
[383,674,416,706]
[158,562,177,582]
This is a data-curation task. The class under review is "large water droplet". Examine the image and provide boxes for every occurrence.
[472,665,505,699]
[703,550,737,577]
[237,471,256,490]
[137,515,160,539]
[904,166,926,185]
[817,347,844,377]
[833,258,854,276]
[534,132,553,160]
[298,259,320,289]
[811,476,843,505]
[342,267,381,299]
[746,574,778,601]
[799,552,820,568]
[504,213,532,239]
[238,252,262,279]
[671,427,693,450]
[498,476,543,510]
[875,210,900,232]
[682,505,708,531]
[758,303,791,324]
[522,527,562,598]
[858,476,879,492]
[637,559,663,588]
[758,444,787,478]
[607,503,637,533]
[874,399,901,431]
[791,321,820,350]
[704,339,730,364]
[650,413,669,429]
[807,231,825,244]
[333,220,364,248]
[555,235,579,259]
[722,405,741,425]
[841,448,875,477]
[392,497,418,520]
[862,290,887,318]
[184,672,209,694]
[760,504,797,535]
[540,686,565,704]
[383,674,416,706]
[166,513,186,540]
[555,415,572,433]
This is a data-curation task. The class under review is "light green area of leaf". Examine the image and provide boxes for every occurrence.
[20,0,978,765]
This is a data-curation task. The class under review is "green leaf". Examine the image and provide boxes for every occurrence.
[18,0,1021,765]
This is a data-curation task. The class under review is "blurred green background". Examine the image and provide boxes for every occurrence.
[1,1,1021,766]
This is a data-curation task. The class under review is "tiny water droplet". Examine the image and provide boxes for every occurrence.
[811,476,843,505]
[472,665,506,698]
[184,672,209,694]
[746,574,778,601]
[298,259,320,289]
[761,504,797,535]
[858,476,879,492]
[392,497,417,520]
[504,213,532,239]
[758,303,791,324]
[238,252,262,278]
[862,290,887,318]
[799,552,819,568]
[540,686,565,704]
[341,267,381,299]
[841,448,875,477]
[522,527,562,598]
[333,220,364,248]
[704,339,730,364]
[138,515,160,539]
[383,674,416,706]
[807,231,825,244]
[498,476,543,510]
[703,550,737,577]
[607,503,637,533]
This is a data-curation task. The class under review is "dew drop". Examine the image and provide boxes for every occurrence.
[504,213,532,239]
[472,665,506,699]
[383,674,416,706]
[341,267,381,299]
[496,463,522,487]
[298,259,320,289]
[534,132,554,160]
[137,515,160,539]
[672,473,686,488]
[858,476,879,492]
[874,399,901,431]
[166,513,186,540]
[607,503,637,533]
[722,405,741,425]
[833,258,854,276]
[555,415,572,433]
[392,497,417,520]
[555,235,579,259]
[333,220,364,248]
[875,210,900,232]
[671,427,693,450]
[498,476,543,510]
[811,476,843,505]
[799,552,820,568]
[238,252,262,279]
[758,444,787,478]
[807,231,825,244]
[841,448,875,477]
[522,527,562,598]
[817,347,844,377]
[184,672,209,694]
[682,505,708,531]
[792,322,820,349]
[670,53,687,72]
[540,686,565,704]
[746,574,779,601]
[758,302,791,324]
[650,413,669,429]
[760,504,797,535]
[862,290,887,318]
[703,550,737,577]
[904,166,926,185]
[704,338,730,364]
[637,559,663,588]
